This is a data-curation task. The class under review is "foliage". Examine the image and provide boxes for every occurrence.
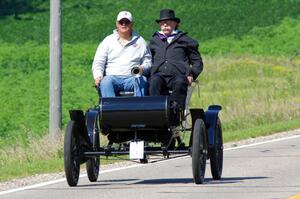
[0,0,299,46]
[192,55,300,135]
[0,43,98,146]
[0,133,122,181]
[202,17,300,56]
[0,0,46,19]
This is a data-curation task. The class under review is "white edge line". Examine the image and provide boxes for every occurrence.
[224,134,300,150]
[1,133,300,196]
[0,178,66,196]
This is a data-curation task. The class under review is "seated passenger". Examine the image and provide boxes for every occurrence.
[92,11,152,97]
[149,9,203,109]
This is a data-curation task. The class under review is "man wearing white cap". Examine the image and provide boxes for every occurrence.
[92,11,152,97]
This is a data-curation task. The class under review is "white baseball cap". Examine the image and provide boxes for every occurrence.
[117,11,133,22]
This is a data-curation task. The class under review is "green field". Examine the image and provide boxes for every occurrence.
[0,0,300,181]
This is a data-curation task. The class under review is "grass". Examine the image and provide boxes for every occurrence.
[202,17,300,56]
[0,0,300,46]
[194,55,300,129]
[223,117,300,142]
[0,132,125,181]
[0,132,63,181]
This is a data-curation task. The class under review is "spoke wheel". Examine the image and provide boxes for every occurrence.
[86,157,100,182]
[192,118,207,184]
[210,117,223,180]
[64,121,81,186]
[86,116,100,182]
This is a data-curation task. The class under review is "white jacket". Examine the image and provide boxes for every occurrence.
[92,30,152,79]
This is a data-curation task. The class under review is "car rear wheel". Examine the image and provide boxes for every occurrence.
[210,117,223,180]
[86,157,100,182]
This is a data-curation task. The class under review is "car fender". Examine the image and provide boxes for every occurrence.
[205,105,222,148]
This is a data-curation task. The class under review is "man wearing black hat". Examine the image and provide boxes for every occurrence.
[149,9,203,109]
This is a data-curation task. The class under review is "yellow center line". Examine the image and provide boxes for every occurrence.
[288,194,300,199]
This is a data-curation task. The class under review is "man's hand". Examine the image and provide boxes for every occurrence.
[95,76,103,87]
[187,75,193,85]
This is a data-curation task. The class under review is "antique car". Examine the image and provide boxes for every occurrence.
[64,77,223,186]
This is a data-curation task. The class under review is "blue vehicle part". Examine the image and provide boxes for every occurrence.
[85,108,100,149]
[205,105,222,149]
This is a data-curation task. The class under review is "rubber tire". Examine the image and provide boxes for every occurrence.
[86,157,100,182]
[139,158,148,164]
[192,118,207,184]
[86,117,100,182]
[64,121,80,186]
[140,144,148,163]
[210,117,223,180]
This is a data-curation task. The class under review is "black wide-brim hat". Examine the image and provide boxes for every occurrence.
[156,9,180,23]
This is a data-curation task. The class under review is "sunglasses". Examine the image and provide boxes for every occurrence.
[118,19,131,25]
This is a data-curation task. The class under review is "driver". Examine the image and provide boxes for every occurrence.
[92,11,152,97]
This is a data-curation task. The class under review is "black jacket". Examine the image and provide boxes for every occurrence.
[149,31,203,79]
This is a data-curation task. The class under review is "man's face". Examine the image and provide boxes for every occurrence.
[116,18,133,34]
[159,20,177,36]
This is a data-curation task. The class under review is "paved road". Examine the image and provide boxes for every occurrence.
[2,135,300,199]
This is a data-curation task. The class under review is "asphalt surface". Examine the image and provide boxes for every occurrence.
[2,135,300,199]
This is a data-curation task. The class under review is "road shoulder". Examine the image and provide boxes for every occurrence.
[1,128,299,192]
